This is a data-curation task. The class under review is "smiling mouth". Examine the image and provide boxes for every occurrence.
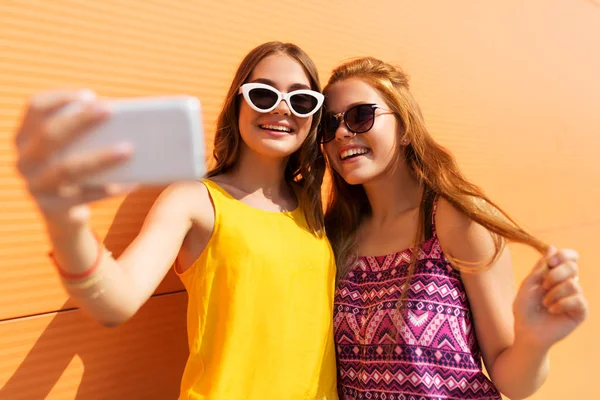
[340,148,370,160]
[259,124,293,133]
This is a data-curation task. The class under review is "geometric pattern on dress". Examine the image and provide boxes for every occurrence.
[334,198,502,400]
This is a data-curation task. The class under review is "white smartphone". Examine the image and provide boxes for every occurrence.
[53,96,206,186]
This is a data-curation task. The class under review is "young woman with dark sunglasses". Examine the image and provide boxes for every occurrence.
[320,57,588,400]
[13,42,337,400]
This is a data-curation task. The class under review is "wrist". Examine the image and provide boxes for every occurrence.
[51,238,104,281]
[43,210,89,239]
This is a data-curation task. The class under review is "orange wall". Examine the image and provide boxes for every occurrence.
[1,1,598,399]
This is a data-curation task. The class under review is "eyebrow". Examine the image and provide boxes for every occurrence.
[249,78,311,91]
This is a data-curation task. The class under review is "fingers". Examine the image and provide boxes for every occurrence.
[546,247,579,267]
[17,102,111,172]
[28,144,133,193]
[14,89,137,219]
[539,246,587,321]
[546,294,589,322]
[543,278,582,308]
[522,249,551,285]
[542,259,578,290]
[16,90,97,148]
[37,183,138,210]
[31,89,95,114]
[526,245,577,284]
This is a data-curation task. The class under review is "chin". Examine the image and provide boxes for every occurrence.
[254,139,302,158]
[336,171,371,186]
[335,162,388,186]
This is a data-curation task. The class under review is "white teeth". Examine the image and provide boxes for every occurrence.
[340,148,370,160]
[260,124,291,132]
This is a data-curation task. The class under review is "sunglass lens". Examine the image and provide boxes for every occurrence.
[321,114,340,143]
[346,104,375,133]
[248,88,278,110]
[289,93,319,115]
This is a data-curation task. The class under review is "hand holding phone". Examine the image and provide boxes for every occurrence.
[15,90,207,219]
[53,95,206,185]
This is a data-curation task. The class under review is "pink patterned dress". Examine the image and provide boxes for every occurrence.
[333,199,502,400]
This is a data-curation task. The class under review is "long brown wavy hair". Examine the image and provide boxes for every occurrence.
[206,42,325,235]
[324,57,547,300]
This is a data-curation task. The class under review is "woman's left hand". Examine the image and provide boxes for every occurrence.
[512,246,589,350]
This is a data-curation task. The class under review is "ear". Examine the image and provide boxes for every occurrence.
[397,123,410,146]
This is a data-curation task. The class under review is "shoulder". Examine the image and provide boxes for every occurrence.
[435,196,497,268]
[155,180,211,208]
[149,180,213,225]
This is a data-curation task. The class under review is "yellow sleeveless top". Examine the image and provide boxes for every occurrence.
[176,179,338,400]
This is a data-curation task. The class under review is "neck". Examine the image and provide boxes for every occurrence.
[362,158,423,224]
[227,144,291,198]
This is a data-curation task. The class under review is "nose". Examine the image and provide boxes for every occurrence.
[271,98,291,116]
[334,120,354,141]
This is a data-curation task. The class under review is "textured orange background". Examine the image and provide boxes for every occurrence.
[1,1,598,399]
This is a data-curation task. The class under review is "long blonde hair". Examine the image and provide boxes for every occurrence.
[206,42,325,235]
[324,57,547,291]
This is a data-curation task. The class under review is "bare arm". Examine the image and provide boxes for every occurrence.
[46,182,212,326]
[14,90,214,326]
[436,198,587,400]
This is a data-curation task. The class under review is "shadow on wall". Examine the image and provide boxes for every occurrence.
[0,187,188,400]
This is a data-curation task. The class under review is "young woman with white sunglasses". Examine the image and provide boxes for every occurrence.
[13,41,337,400]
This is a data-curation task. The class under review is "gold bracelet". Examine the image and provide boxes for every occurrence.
[61,247,113,299]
